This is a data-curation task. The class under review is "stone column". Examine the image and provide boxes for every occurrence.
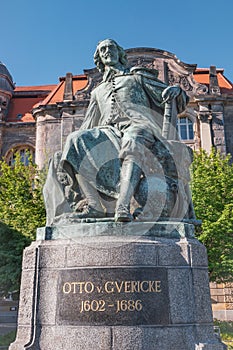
[60,112,74,150]
[35,113,61,169]
[197,104,213,153]
[211,102,226,154]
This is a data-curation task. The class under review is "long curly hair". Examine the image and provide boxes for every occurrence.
[94,39,128,73]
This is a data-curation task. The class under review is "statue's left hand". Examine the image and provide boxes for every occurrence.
[162,85,181,103]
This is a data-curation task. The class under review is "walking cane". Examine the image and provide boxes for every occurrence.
[162,100,172,139]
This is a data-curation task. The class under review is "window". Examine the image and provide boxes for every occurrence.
[6,147,35,166]
[177,117,194,140]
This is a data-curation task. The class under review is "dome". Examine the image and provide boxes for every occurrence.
[0,61,14,92]
[0,61,13,83]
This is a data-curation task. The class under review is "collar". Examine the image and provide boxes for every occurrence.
[103,65,129,82]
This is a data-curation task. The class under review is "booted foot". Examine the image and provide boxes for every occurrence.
[115,206,133,222]
[76,206,105,219]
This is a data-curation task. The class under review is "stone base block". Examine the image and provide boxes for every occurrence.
[10,223,226,349]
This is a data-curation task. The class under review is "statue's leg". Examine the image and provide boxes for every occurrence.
[98,194,116,217]
[115,157,141,222]
[74,174,106,218]
[114,126,154,222]
[60,127,120,219]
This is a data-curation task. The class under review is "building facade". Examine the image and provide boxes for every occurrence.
[0,47,233,321]
[1,47,233,168]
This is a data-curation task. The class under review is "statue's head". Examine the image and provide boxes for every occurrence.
[94,39,128,72]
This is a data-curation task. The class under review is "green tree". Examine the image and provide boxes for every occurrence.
[191,149,233,281]
[0,153,46,294]
[0,222,29,296]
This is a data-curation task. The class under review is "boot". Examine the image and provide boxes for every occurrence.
[115,159,141,222]
[76,174,105,218]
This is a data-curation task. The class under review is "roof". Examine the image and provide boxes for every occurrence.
[7,85,57,122]
[38,75,88,106]
[7,97,42,122]
[14,84,57,92]
[6,75,88,122]
[193,68,233,93]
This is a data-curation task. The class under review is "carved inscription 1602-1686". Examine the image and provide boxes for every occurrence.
[57,267,169,326]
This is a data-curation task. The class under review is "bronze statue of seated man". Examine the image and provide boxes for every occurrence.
[43,39,194,226]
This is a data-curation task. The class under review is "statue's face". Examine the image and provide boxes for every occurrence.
[98,40,119,67]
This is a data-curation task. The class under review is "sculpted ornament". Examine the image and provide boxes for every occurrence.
[43,39,196,226]
[168,71,193,92]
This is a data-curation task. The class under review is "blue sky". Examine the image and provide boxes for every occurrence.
[2,0,233,86]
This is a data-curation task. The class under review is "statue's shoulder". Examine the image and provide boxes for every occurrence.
[130,66,159,79]
[91,81,105,95]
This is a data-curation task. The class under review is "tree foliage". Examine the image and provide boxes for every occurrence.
[0,153,46,294]
[191,149,233,282]
[1,148,233,290]
[0,222,29,295]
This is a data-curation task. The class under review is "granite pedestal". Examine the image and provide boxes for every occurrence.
[9,222,226,349]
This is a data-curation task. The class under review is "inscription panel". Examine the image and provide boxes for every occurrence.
[57,267,169,326]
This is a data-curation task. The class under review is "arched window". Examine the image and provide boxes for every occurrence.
[177,117,194,140]
[5,146,35,166]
